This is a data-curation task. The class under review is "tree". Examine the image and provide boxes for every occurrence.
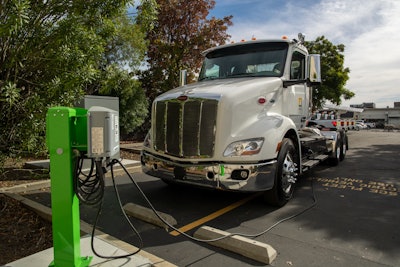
[140,0,233,100]
[0,0,155,155]
[96,2,158,135]
[305,36,354,108]
[99,65,149,136]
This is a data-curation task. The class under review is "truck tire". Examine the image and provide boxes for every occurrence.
[340,131,348,161]
[264,138,298,207]
[328,134,341,166]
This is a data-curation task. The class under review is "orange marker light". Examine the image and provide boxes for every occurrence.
[276,141,282,152]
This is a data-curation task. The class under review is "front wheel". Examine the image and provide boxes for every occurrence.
[264,138,298,207]
[340,131,348,161]
[328,134,341,166]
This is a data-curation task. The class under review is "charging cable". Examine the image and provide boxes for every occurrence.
[73,154,104,206]
[89,162,144,259]
[113,159,318,242]
[73,153,143,259]
[84,157,317,259]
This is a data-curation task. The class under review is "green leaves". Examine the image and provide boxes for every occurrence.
[0,82,20,107]
[0,0,154,155]
[99,65,148,134]
[0,0,30,35]
[141,0,233,97]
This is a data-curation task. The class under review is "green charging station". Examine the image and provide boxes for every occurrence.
[46,107,91,267]
[46,97,120,267]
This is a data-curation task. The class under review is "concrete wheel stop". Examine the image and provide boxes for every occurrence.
[194,225,277,265]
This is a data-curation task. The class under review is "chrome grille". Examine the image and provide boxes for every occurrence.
[153,98,218,158]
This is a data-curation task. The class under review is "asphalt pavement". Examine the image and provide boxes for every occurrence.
[21,130,400,266]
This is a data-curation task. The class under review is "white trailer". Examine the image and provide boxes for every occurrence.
[141,34,347,206]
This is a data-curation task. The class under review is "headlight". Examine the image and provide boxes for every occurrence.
[223,138,264,157]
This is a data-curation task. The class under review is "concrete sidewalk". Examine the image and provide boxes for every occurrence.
[7,235,153,267]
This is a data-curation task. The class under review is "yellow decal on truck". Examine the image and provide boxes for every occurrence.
[298,97,303,108]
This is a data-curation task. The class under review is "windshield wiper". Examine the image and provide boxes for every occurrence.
[199,76,219,81]
[228,73,257,78]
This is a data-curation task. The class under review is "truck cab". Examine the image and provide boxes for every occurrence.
[141,35,345,206]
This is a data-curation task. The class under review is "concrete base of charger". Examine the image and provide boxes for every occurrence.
[6,235,152,267]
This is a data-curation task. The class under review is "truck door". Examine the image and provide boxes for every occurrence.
[284,50,308,129]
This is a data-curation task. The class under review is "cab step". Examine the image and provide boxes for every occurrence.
[302,154,329,171]
[302,159,320,169]
[312,154,329,161]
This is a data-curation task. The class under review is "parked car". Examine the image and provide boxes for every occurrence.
[364,122,376,128]
[355,122,368,130]
[375,122,385,129]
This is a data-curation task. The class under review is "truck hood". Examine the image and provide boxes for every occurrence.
[156,77,283,101]
[154,77,285,143]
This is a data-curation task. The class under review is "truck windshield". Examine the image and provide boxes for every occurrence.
[199,42,288,81]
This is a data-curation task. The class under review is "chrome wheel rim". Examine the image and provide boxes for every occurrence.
[342,141,346,156]
[281,153,297,195]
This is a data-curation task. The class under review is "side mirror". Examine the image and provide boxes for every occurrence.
[307,54,321,85]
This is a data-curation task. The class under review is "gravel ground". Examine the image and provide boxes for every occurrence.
[0,194,53,265]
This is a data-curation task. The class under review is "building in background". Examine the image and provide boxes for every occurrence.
[350,102,376,109]
[350,102,400,128]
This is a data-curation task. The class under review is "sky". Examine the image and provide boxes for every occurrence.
[208,0,400,108]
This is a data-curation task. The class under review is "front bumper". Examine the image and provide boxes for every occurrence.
[141,151,277,192]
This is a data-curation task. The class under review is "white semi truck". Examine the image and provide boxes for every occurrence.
[141,34,348,206]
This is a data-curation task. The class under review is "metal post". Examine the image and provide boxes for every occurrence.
[179,69,187,86]
[46,107,92,267]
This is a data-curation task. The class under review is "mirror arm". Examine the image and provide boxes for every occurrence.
[306,78,322,87]
[283,79,307,88]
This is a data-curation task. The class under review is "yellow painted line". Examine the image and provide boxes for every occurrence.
[169,192,261,236]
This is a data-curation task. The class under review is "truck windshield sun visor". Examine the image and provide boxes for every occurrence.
[199,42,288,81]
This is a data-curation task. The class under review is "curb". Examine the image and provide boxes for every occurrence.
[0,158,141,194]
[24,158,141,171]
[120,142,143,154]
[0,180,51,194]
